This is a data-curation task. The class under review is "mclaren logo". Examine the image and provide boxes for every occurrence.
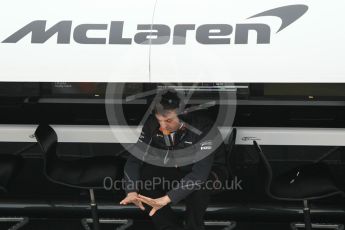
[2,5,308,45]
[200,140,212,150]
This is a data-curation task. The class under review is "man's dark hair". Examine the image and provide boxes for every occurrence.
[154,90,184,116]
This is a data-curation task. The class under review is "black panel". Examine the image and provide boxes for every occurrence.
[0,83,344,127]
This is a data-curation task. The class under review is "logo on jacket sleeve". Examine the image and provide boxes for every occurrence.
[200,140,213,150]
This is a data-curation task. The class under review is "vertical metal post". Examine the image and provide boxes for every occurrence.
[303,200,312,230]
[89,189,100,230]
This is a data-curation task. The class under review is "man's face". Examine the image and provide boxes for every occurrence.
[155,110,181,134]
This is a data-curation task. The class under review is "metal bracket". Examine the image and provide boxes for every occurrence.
[0,217,29,230]
[81,218,133,230]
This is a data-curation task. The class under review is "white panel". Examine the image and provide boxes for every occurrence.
[236,127,345,146]
[1,125,345,146]
[0,125,37,142]
[0,0,155,82]
[1,0,344,82]
[150,0,345,82]
[0,125,140,143]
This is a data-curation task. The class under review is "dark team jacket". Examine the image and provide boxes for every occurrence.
[123,113,228,204]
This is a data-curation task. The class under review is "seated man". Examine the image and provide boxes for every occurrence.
[120,90,228,230]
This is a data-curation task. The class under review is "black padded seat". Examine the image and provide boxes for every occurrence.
[1,153,28,229]
[35,124,124,189]
[271,163,341,200]
[46,156,121,189]
[253,141,344,230]
[0,155,21,192]
[34,124,125,230]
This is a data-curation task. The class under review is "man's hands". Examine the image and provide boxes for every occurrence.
[136,194,171,216]
[119,192,145,210]
[119,192,171,216]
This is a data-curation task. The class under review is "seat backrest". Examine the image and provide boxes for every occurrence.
[253,140,273,196]
[34,124,58,156]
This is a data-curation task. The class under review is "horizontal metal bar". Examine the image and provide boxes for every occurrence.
[0,217,26,222]
[84,218,130,224]
[1,202,345,215]
[81,218,133,230]
[291,222,344,230]
[204,220,235,226]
